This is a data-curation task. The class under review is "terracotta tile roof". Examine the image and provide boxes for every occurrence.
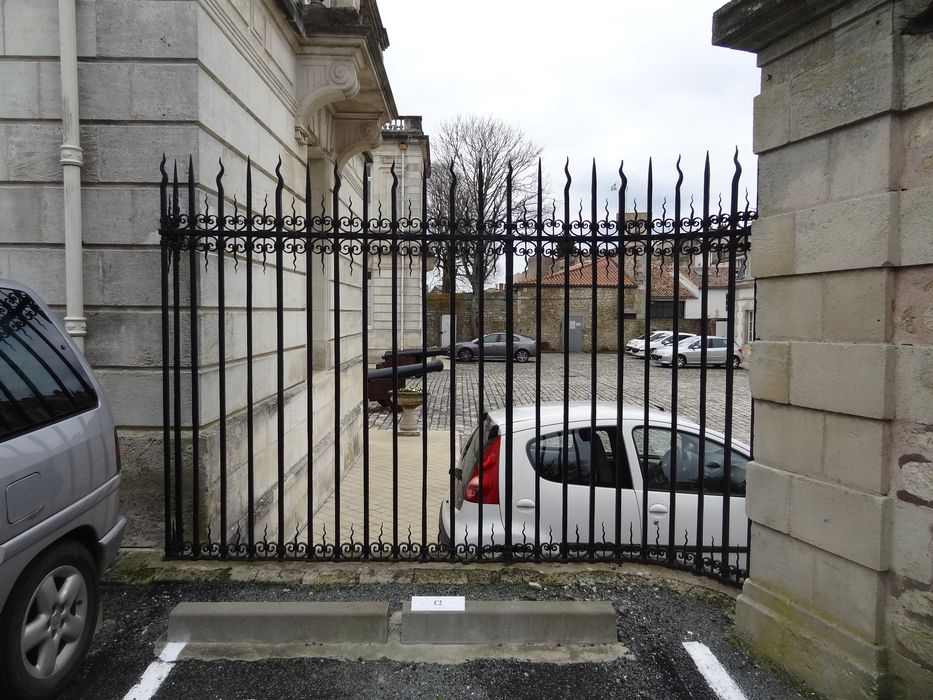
[647,264,697,299]
[514,257,637,288]
[682,265,732,289]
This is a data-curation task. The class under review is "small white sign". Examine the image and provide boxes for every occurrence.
[411,595,465,612]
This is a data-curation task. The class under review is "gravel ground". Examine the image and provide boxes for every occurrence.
[65,575,815,700]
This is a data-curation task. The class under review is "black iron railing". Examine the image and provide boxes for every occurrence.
[159,152,755,586]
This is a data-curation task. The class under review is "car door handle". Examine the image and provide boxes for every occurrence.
[516,498,536,510]
[648,504,669,516]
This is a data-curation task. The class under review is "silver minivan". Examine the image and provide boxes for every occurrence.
[0,281,125,699]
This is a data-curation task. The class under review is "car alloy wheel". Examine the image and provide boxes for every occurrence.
[732,355,742,369]
[458,348,474,361]
[514,349,530,363]
[0,540,99,700]
[677,354,688,368]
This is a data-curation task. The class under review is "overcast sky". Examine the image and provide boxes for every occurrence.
[378,0,761,216]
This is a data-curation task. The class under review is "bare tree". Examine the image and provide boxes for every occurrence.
[427,115,543,336]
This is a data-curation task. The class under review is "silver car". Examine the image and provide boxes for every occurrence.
[0,281,125,700]
[438,403,749,561]
[449,333,537,363]
[651,335,744,368]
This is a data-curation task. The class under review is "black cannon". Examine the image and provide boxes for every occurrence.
[368,348,447,406]
[367,359,444,407]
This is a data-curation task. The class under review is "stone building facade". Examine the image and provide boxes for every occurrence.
[366,116,430,362]
[0,0,417,546]
[714,1,933,696]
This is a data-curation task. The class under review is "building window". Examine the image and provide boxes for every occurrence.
[363,155,373,216]
[744,309,755,343]
[648,301,685,319]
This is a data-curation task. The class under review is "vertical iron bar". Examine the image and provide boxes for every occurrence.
[171,163,183,552]
[615,161,627,561]
[187,157,201,558]
[476,160,486,559]
[390,162,399,556]
[332,162,343,558]
[160,156,172,555]
[721,149,742,581]
[216,160,228,558]
[534,160,543,561]
[305,161,314,558]
[641,159,653,563]
[245,159,255,558]
[588,160,598,558]
[447,163,458,561]
[695,153,711,575]
[561,159,571,560]
[275,158,285,559]
[420,164,429,560]
[504,162,514,560]
[668,158,683,567]
[361,161,370,559]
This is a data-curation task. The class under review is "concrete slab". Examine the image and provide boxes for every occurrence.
[167,601,389,644]
[400,600,617,645]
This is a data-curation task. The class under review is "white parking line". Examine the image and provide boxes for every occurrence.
[682,641,748,700]
[122,641,187,700]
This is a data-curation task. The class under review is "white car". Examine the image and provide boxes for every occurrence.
[438,403,749,563]
[627,331,697,358]
[624,330,669,356]
[651,335,743,368]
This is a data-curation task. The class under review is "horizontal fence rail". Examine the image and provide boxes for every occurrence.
[159,151,756,586]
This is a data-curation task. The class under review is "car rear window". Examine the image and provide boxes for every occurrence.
[526,427,632,489]
[0,287,98,442]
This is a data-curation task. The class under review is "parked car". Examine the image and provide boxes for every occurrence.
[628,331,697,358]
[624,330,670,356]
[438,403,748,560]
[0,280,125,700]
[447,333,537,363]
[651,335,743,368]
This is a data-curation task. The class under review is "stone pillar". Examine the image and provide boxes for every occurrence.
[713,1,933,697]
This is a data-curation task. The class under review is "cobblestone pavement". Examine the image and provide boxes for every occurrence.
[369,353,751,445]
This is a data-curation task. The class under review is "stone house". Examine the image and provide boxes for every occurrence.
[0,0,419,546]
[425,257,640,352]
[512,257,638,351]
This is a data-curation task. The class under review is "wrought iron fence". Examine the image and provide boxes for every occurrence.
[159,151,756,586]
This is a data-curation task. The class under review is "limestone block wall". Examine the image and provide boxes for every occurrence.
[713,1,933,696]
[365,136,427,362]
[0,0,366,547]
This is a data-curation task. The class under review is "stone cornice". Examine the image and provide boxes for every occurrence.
[712,0,850,53]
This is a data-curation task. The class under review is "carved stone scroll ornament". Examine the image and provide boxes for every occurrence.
[334,117,383,167]
[296,56,361,126]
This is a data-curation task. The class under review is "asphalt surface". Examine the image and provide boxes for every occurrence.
[64,575,814,700]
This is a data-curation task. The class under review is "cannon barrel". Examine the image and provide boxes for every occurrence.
[367,359,443,383]
[380,347,448,361]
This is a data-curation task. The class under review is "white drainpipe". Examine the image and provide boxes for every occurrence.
[58,0,86,350]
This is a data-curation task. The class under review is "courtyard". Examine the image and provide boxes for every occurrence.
[311,353,752,546]
[368,352,752,445]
